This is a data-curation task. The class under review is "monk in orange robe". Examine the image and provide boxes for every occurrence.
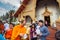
[11,20,27,40]
[5,23,13,39]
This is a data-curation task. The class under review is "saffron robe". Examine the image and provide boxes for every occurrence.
[11,25,26,40]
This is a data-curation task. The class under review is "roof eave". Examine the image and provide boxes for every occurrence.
[14,0,30,17]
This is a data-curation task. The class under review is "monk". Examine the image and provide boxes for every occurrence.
[5,23,14,40]
[11,20,27,40]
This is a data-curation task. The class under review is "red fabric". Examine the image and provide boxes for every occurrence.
[5,29,12,39]
[0,24,4,30]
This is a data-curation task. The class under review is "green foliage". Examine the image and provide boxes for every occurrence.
[0,10,17,23]
[6,12,9,19]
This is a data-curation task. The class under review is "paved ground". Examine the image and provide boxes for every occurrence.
[46,27,57,40]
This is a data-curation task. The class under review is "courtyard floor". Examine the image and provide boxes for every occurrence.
[46,27,57,40]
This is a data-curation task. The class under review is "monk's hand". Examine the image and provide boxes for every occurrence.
[23,34,27,39]
[20,33,24,37]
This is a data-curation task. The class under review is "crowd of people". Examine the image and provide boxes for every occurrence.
[0,20,50,40]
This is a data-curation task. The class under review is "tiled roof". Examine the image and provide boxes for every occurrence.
[14,0,30,17]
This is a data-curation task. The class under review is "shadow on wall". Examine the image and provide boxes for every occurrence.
[36,0,59,9]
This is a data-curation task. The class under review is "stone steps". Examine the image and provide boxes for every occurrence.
[46,27,56,40]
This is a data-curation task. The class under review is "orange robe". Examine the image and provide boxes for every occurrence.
[5,29,12,39]
[11,25,26,40]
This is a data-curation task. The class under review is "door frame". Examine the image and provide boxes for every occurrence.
[44,16,51,26]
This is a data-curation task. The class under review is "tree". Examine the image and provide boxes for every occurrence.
[5,12,9,19]
[9,10,15,23]
[2,15,5,20]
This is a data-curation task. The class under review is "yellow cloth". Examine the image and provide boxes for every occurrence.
[11,25,26,40]
[26,27,30,34]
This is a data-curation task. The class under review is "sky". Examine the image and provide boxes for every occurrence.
[0,0,21,16]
